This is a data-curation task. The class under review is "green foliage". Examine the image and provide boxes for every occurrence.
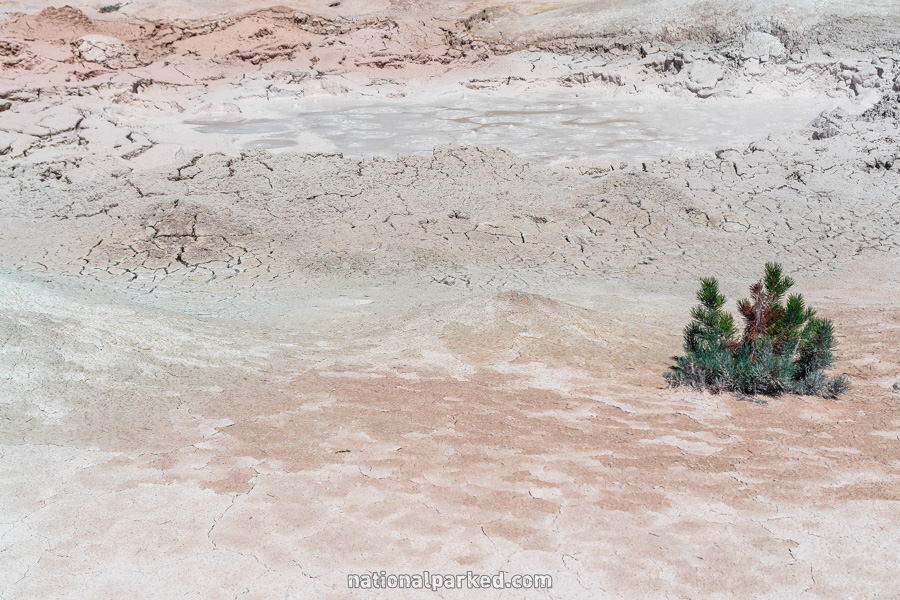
[99,3,122,13]
[666,263,850,399]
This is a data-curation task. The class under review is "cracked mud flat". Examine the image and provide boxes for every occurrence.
[1,1,900,598]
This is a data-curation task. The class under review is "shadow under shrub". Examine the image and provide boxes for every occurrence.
[666,263,850,398]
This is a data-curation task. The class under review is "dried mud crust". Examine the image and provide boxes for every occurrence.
[2,121,899,295]
[2,2,900,599]
[1,100,899,599]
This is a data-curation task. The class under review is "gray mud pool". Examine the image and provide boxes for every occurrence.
[189,91,837,163]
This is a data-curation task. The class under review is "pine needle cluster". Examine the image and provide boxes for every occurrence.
[665,263,850,398]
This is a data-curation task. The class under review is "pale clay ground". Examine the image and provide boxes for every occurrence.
[1,2,899,599]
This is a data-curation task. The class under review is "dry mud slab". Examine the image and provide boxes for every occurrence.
[1,1,900,599]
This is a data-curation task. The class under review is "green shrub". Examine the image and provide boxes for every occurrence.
[98,3,123,13]
[666,263,850,398]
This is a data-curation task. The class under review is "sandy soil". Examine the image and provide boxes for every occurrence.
[1,2,899,599]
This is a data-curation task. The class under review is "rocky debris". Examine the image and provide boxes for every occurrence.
[837,58,894,95]
[659,50,735,97]
[862,91,900,123]
[863,155,896,171]
[229,46,297,65]
[663,50,692,73]
[34,5,95,33]
[263,70,313,85]
[432,273,470,286]
[639,42,674,58]
[73,35,139,69]
[0,40,40,70]
[810,109,845,140]
[683,60,725,97]
[740,31,786,62]
[559,70,624,86]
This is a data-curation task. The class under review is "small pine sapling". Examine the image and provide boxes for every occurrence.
[666,263,850,398]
